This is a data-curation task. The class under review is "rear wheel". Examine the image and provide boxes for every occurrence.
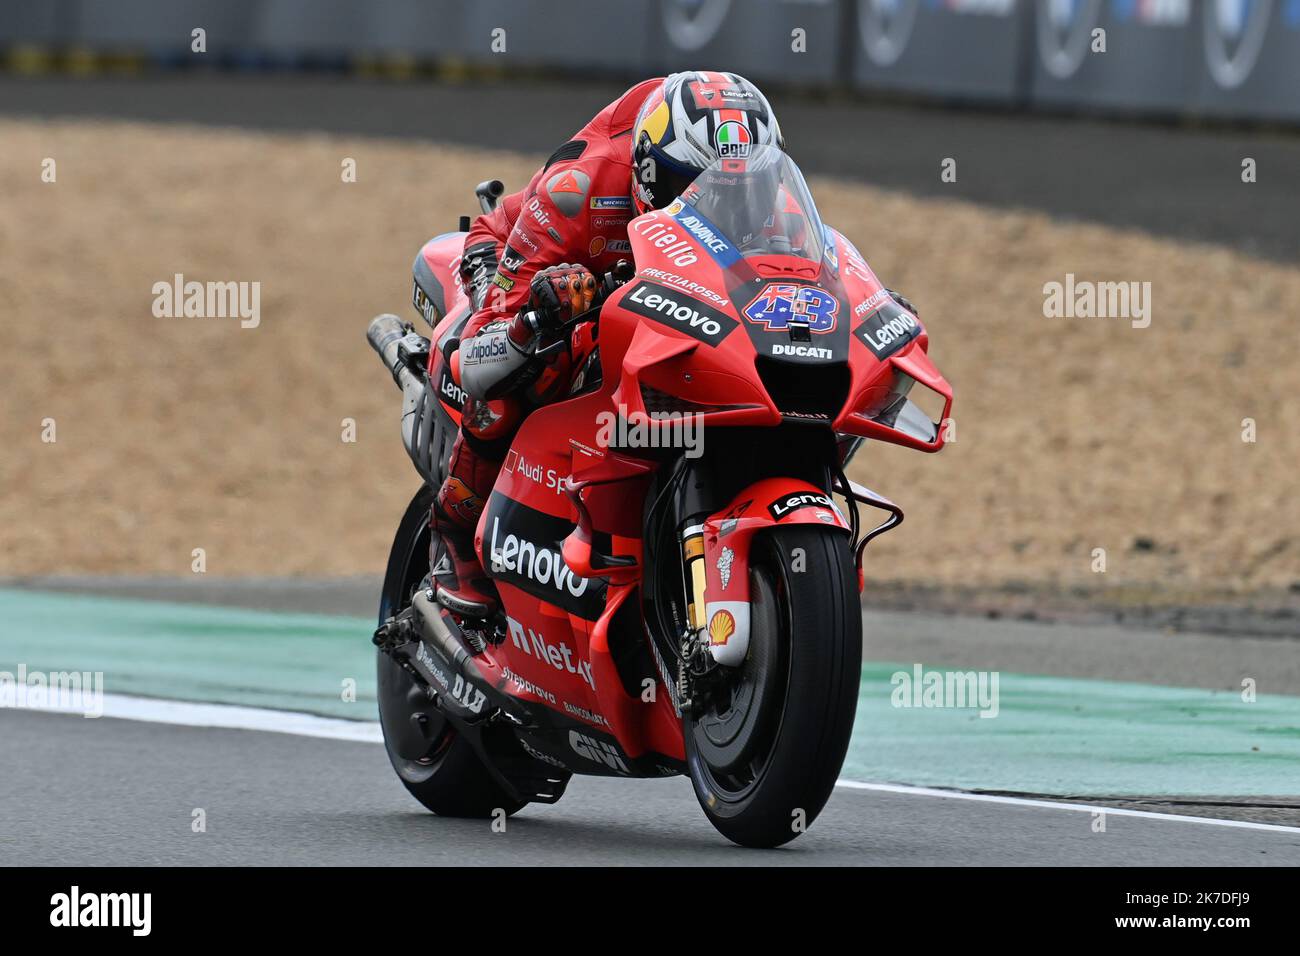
[376,486,527,818]
[686,525,861,847]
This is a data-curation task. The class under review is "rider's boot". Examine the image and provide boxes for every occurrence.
[429,486,498,619]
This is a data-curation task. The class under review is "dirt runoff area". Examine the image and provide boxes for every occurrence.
[1,118,1297,609]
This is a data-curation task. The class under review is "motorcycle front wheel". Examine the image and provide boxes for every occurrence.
[685,524,862,848]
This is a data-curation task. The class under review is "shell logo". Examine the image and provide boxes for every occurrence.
[708,609,736,646]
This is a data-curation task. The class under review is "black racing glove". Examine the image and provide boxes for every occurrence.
[887,289,918,317]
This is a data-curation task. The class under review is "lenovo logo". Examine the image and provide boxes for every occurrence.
[768,491,834,520]
[621,280,737,347]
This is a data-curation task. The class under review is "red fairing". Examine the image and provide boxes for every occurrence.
[458,393,686,763]
[417,231,473,426]
[402,145,951,777]
[419,231,470,319]
[697,478,852,666]
[830,228,953,451]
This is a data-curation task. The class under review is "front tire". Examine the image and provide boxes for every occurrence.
[376,486,527,818]
[686,525,861,848]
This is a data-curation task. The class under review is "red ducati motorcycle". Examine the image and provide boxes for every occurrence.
[367,146,951,847]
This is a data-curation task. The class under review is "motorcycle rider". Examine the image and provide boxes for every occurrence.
[425,71,788,617]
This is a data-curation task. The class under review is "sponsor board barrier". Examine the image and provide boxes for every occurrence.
[1029,0,1300,122]
[4,1,1300,125]
[650,0,842,83]
[457,0,655,70]
[850,0,1028,102]
[12,0,651,67]
[1028,0,1194,114]
[1190,0,1300,122]
[254,0,444,58]
[128,0,267,57]
[0,1,70,48]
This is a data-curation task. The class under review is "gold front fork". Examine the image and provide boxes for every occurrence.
[682,524,708,634]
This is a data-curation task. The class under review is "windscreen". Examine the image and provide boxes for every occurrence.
[670,145,825,267]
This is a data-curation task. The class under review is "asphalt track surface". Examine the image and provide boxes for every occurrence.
[5,707,1299,866]
[3,74,1299,264]
[4,576,1300,864]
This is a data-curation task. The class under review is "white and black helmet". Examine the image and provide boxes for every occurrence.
[631,71,784,215]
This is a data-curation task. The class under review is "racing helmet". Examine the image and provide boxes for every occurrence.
[630,71,784,216]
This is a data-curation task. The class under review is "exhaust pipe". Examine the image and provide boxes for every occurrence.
[367,313,435,481]
[367,313,420,389]
[412,589,487,682]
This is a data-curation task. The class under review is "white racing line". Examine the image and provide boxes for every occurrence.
[15,691,1300,835]
[835,781,1300,835]
[13,691,383,743]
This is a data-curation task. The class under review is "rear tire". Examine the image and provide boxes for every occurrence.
[377,486,527,818]
[686,525,861,848]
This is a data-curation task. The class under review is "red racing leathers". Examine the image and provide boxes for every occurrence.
[429,78,661,611]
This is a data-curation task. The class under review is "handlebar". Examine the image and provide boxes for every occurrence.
[549,260,635,334]
[475,180,505,214]
[521,260,635,361]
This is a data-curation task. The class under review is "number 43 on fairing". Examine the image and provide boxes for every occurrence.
[743,283,840,333]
